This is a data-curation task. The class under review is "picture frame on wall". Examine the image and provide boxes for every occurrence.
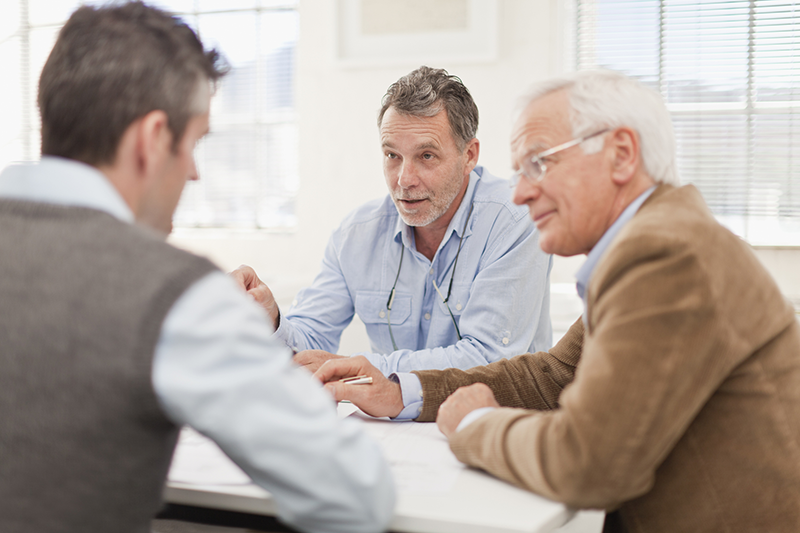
[336,0,498,67]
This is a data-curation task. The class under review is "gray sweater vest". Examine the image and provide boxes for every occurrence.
[0,199,217,533]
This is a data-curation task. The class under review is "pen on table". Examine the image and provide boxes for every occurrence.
[339,375,373,385]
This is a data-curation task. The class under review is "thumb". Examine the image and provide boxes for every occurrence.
[323,382,342,402]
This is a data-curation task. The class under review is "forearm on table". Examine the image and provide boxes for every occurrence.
[448,261,728,508]
[446,407,640,509]
[411,317,584,421]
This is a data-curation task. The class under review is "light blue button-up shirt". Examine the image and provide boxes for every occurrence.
[275,166,553,375]
[0,157,395,533]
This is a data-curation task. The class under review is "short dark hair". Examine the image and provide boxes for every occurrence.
[38,1,228,166]
[377,66,479,150]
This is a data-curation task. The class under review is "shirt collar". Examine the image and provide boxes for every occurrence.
[575,185,657,305]
[393,165,483,249]
[0,156,134,223]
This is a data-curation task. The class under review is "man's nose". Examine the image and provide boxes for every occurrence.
[397,160,419,188]
[512,177,540,206]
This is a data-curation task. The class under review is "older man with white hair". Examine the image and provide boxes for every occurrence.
[316,69,800,532]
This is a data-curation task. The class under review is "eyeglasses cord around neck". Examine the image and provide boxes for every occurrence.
[386,201,474,351]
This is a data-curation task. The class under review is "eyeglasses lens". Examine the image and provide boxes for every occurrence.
[523,158,544,182]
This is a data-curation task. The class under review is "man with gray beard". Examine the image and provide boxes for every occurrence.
[234,67,552,397]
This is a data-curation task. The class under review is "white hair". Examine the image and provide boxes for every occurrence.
[517,69,679,185]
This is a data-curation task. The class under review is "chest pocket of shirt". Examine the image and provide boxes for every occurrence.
[435,284,471,317]
[355,290,412,325]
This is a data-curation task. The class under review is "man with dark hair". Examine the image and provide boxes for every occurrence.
[0,3,394,533]
[234,66,552,389]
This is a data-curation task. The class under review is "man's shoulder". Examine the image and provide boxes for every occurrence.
[57,204,220,280]
[336,195,398,232]
[624,184,721,247]
[604,183,782,309]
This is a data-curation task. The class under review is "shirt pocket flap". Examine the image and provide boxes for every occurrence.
[355,290,412,325]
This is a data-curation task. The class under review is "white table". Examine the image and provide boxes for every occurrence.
[164,404,574,533]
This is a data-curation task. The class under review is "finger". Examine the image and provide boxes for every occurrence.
[230,265,261,291]
[229,268,249,290]
[323,382,342,402]
[247,286,272,306]
[436,403,457,438]
[314,357,363,384]
[302,361,321,374]
[293,351,311,365]
[322,382,361,404]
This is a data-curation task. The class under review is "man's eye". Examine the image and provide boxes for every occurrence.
[422,153,434,160]
[386,153,397,159]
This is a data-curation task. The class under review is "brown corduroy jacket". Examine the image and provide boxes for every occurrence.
[413,184,800,533]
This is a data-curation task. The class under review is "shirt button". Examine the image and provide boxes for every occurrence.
[291,299,298,306]
[424,313,431,320]
[379,311,386,318]
[419,390,424,398]
[429,268,434,275]
[455,303,462,311]
[502,337,509,345]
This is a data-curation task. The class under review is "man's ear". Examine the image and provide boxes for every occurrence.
[463,137,480,176]
[134,110,172,182]
[608,127,639,186]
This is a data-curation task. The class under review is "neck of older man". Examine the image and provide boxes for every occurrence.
[594,170,658,251]
[616,171,657,215]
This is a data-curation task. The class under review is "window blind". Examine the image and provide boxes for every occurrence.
[0,0,299,230]
[575,0,799,245]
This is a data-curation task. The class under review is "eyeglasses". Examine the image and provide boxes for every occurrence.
[510,128,610,187]
[386,202,474,351]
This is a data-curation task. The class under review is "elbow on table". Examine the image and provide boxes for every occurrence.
[532,455,655,510]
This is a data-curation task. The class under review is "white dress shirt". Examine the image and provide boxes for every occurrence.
[0,157,395,533]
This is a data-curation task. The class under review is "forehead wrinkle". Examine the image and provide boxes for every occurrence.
[512,112,571,167]
[380,133,444,152]
[415,141,441,151]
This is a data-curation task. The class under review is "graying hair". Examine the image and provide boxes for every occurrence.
[517,69,679,185]
[378,66,479,151]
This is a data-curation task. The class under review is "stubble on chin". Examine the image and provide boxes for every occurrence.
[395,199,436,227]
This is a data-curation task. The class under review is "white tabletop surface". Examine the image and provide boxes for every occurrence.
[164,404,573,533]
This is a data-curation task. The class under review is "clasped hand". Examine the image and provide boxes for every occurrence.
[436,383,499,438]
[313,357,405,419]
[229,265,280,330]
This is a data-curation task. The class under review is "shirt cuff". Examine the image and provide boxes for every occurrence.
[389,372,424,420]
[456,407,496,433]
[272,309,299,353]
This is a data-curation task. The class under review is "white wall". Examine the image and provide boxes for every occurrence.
[170,0,799,342]
[170,0,568,306]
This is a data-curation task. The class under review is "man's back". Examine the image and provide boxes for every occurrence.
[0,199,215,532]
[589,184,800,531]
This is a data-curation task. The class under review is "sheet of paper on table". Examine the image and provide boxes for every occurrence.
[168,427,251,485]
[168,403,464,494]
[345,408,464,493]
